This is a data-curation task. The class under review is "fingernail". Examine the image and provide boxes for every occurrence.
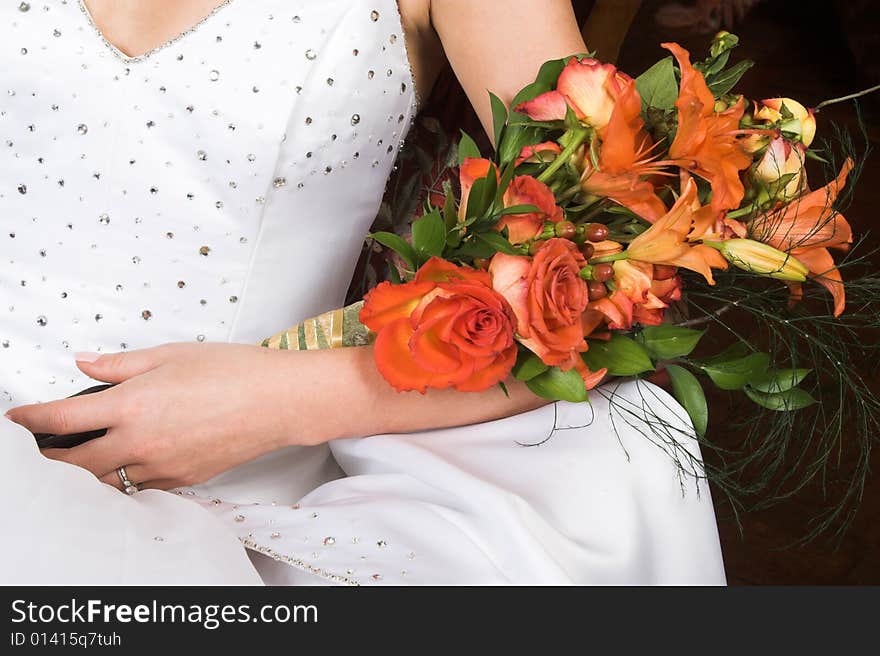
[74,351,102,363]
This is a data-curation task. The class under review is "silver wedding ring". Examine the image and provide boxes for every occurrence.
[116,466,139,495]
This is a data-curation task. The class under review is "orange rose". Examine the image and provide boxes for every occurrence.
[360,257,518,393]
[514,58,632,133]
[459,159,564,244]
[500,175,564,244]
[490,238,606,389]
[458,157,498,221]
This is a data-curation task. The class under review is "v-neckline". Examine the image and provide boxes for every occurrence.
[78,0,235,63]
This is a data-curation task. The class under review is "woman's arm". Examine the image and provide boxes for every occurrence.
[412,0,588,138]
[274,345,548,443]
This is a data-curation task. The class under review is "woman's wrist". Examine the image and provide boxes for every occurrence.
[260,345,380,448]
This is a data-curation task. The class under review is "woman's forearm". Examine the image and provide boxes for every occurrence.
[271,345,551,445]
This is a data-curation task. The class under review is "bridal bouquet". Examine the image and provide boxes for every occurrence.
[264,33,879,538]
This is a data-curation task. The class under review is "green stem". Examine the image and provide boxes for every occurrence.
[590,251,629,264]
[726,205,756,220]
[536,128,588,184]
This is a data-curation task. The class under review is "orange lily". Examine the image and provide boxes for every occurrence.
[663,42,752,213]
[626,178,729,284]
[748,158,854,316]
[580,79,669,222]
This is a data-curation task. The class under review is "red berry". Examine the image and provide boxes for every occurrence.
[578,242,595,260]
[554,220,577,240]
[587,281,607,301]
[586,223,609,243]
[528,239,546,256]
[592,263,614,282]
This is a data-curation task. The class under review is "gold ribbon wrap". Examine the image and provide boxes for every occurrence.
[259,300,375,351]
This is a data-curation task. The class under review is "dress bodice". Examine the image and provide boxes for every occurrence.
[1,0,416,407]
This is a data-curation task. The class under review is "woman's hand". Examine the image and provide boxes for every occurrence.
[4,343,310,491]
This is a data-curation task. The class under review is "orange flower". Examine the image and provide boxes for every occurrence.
[489,239,606,389]
[748,158,854,315]
[663,42,752,213]
[514,58,632,133]
[754,97,817,147]
[579,78,669,222]
[459,157,498,221]
[634,274,683,326]
[753,137,807,201]
[589,261,683,329]
[360,258,518,393]
[626,178,729,284]
[459,158,563,243]
[500,175,565,244]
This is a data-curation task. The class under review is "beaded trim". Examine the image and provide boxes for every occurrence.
[77,0,235,64]
[241,538,361,586]
[388,0,422,115]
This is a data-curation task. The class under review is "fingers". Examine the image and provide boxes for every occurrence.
[74,345,168,384]
[98,466,154,491]
[41,432,136,479]
[6,387,120,436]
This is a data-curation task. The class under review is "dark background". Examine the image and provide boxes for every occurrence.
[596,0,880,585]
[399,0,880,585]
[611,0,880,586]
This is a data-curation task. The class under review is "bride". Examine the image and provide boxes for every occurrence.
[0,0,725,585]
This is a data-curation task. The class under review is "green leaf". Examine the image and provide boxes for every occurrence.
[476,231,521,256]
[665,365,709,437]
[750,369,811,394]
[442,182,457,230]
[495,204,542,217]
[535,57,567,88]
[512,352,550,382]
[744,387,818,412]
[457,131,482,165]
[636,325,705,360]
[706,59,754,96]
[526,366,588,403]
[387,264,401,285]
[489,92,507,149]
[582,334,655,377]
[450,237,495,260]
[703,340,752,365]
[700,352,770,390]
[495,162,516,203]
[464,173,496,220]
[498,381,510,398]
[368,231,416,270]
[411,210,446,261]
[499,125,542,165]
[563,103,581,131]
[635,56,678,111]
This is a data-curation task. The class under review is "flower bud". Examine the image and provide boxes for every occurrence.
[587,281,607,301]
[592,263,615,282]
[718,239,808,281]
[585,223,609,243]
[529,239,547,256]
[753,137,806,201]
[754,98,816,147]
[554,220,577,240]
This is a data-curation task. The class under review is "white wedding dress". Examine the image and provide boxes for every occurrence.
[0,0,726,585]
